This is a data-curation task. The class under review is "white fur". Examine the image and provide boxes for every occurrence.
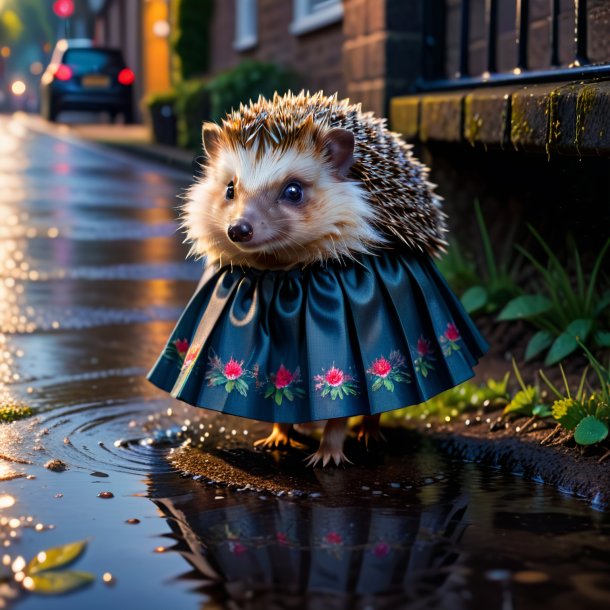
[182,141,386,269]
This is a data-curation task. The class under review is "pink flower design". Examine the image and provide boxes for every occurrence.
[314,365,358,400]
[367,350,411,391]
[276,532,288,545]
[444,323,460,342]
[261,365,305,405]
[440,322,462,356]
[274,365,294,389]
[231,542,247,555]
[417,336,432,357]
[325,367,344,387]
[223,358,243,380]
[206,354,250,396]
[173,338,189,359]
[325,532,342,545]
[183,346,200,369]
[373,542,390,557]
[413,336,435,378]
[370,357,392,378]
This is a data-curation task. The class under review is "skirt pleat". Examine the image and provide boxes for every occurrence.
[148,251,488,423]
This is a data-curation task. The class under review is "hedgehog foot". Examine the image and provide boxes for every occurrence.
[253,423,294,449]
[305,418,351,467]
[356,414,387,448]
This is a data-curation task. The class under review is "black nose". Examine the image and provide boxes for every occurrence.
[227,220,253,242]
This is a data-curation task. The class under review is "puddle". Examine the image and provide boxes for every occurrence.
[1,115,609,610]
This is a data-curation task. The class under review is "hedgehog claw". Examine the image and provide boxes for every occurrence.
[304,448,352,468]
[254,423,293,449]
[356,415,386,448]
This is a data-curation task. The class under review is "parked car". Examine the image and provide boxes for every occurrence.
[40,39,135,123]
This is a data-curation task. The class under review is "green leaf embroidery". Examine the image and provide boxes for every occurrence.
[225,381,234,393]
[274,390,283,406]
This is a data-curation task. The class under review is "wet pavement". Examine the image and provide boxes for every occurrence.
[1,114,610,610]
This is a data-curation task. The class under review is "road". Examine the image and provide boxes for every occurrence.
[0,114,208,609]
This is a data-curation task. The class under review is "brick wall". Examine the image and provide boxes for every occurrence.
[446,0,610,80]
[342,0,423,117]
[209,0,345,97]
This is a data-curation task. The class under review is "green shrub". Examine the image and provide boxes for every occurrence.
[498,228,610,365]
[206,60,299,122]
[175,79,211,150]
[171,0,213,80]
[437,200,521,316]
[0,402,32,423]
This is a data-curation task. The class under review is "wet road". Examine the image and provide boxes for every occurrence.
[0,115,206,609]
[1,115,610,610]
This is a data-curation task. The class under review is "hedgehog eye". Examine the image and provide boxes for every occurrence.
[226,180,235,200]
[280,181,303,205]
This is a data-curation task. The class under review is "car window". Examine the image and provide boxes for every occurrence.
[63,49,124,70]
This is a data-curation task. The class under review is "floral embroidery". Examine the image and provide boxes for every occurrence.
[372,541,390,557]
[325,531,343,544]
[276,532,289,545]
[206,355,250,396]
[182,345,200,370]
[413,335,435,378]
[173,338,189,360]
[314,365,358,400]
[262,364,305,406]
[166,338,191,368]
[367,350,411,392]
[439,322,461,356]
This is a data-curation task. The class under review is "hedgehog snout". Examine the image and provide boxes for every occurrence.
[227,219,254,243]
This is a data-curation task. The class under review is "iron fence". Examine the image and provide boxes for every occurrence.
[418,0,610,91]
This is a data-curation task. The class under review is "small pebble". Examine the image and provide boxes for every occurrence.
[44,459,67,472]
[126,518,140,525]
[97,491,114,499]
[90,471,109,478]
[214,496,224,500]
[485,569,511,582]
[102,572,115,585]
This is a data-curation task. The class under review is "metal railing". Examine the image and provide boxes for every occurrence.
[417,0,610,91]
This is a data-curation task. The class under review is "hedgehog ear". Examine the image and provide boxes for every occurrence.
[323,128,355,178]
[202,123,223,158]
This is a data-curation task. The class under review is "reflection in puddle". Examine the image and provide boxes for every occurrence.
[147,456,610,609]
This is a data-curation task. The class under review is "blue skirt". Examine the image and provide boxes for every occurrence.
[148,251,488,423]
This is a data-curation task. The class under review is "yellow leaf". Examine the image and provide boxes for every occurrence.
[24,571,94,595]
[25,540,88,575]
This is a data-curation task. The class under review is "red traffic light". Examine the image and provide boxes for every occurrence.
[53,0,74,19]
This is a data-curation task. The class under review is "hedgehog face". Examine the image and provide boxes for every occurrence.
[183,123,384,269]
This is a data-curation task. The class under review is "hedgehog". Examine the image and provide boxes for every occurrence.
[148,91,487,467]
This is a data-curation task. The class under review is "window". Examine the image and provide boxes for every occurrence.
[290,0,343,36]
[234,0,257,52]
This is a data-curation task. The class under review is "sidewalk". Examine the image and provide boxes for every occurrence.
[15,112,198,174]
[69,121,198,173]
